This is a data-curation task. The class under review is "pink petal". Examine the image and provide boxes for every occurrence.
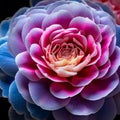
[50,82,83,99]
[71,65,99,87]
[37,64,68,82]
[66,95,104,115]
[97,60,111,79]
[30,44,48,68]
[15,71,33,103]
[29,79,70,110]
[81,73,119,101]
[40,24,63,49]
[69,17,100,42]
[15,51,39,81]
[96,46,109,67]
[25,28,43,50]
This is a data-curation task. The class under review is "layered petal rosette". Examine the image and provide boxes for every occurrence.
[7,0,120,119]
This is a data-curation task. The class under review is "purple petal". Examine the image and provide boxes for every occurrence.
[104,47,120,78]
[42,10,72,29]
[15,51,39,81]
[89,98,117,120]
[52,2,93,20]
[53,108,89,120]
[15,71,33,103]
[29,79,70,110]
[50,82,83,99]
[114,93,120,114]
[66,95,104,115]
[81,73,119,101]
[8,18,27,56]
[22,13,46,41]
[97,60,111,79]
[71,65,99,87]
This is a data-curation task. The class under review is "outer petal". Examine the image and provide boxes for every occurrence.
[53,108,89,120]
[81,73,119,101]
[42,9,72,29]
[89,98,117,120]
[116,25,120,47]
[9,81,28,114]
[22,13,47,42]
[26,102,50,120]
[50,82,83,99]
[52,2,93,20]
[104,47,120,78]
[66,95,104,115]
[0,19,10,37]
[8,17,27,56]
[29,79,70,110]
[15,71,33,103]
[114,92,120,114]
[0,42,18,76]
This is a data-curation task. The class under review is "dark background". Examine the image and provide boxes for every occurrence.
[0,0,120,120]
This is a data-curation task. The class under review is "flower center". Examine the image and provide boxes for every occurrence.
[57,42,77,61]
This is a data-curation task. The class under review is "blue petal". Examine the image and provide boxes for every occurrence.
[116,25,120,47]
[0,69,13,97]
[0,78,12,97]
[0,19,10,37]
[0,36,7,45]
[0,42,18,76]
[9,81,28,114]
[27,102,50,120]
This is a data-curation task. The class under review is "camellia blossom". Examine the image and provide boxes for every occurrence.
[0,0,120,120]
[89,0,120,25]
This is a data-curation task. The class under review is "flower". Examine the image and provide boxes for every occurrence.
[0,0,120,120]
[89,0,120,25]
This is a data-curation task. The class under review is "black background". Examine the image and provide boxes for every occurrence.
[0,0,120,120]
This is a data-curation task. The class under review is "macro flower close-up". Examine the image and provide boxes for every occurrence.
[0,0,120,120]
